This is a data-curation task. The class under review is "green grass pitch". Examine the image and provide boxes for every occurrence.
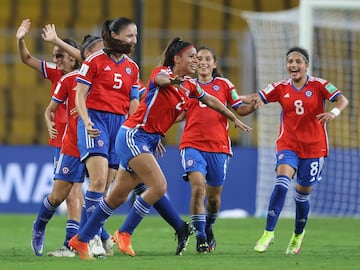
[0,214,358,270]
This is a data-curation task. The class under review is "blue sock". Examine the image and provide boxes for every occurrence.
[79,199,114,242]
[79,204,87,229]
[205,210,218,230]
[191,214,206,239]
[134,184,183,231]
[64,219,79,248]
[265,175,291,231]
[34,196,57,231]
[294,190,310,234]
[120,196,151,234]
[153,195,184,231]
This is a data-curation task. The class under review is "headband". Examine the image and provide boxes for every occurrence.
[287,51,309,64]
[176,45,195,56]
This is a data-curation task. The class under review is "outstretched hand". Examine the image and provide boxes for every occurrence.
[16,19,31,40]
[234,118,252,132]
[41,24,58,44]
[169,76,184,86]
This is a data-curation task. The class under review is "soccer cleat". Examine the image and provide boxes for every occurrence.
[89,235,106,257]
[69,235,94,260]
[196,238,209,254]
[175,221,193,255]
[205,227,216,252]
[286,230,305,255]
[31,222,45,256]
[112,231,135,257]
[47,245,75,257]
[102,237,114,256]
[254,230,274,253]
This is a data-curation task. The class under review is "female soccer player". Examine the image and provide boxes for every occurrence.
[73,17,139,257]
[43,23,194,258]
[16,19,83,257]
[69,37,252,260]
[179,46,259,253]
[253,46,348,255]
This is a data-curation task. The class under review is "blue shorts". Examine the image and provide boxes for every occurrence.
[180,147,230,187]
[77,109,125,169]
[54,153,86,183]
[276,150,325,186]
[116,126,162,172]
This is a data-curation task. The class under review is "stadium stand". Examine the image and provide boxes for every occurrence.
[1,0,299,144]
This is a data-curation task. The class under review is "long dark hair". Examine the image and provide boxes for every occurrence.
[101,17,134,56]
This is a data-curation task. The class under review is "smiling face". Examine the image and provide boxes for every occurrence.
[173,46,198,76]
[197,48,216,81]
[286,52,309,83]
[52,46,75,73]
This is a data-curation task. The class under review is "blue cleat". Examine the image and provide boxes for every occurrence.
[31,222,45,256]
[205,227,216,252]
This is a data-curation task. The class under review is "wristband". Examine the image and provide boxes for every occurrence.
[330,108,341,117]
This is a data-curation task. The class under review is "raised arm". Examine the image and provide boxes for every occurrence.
[42,24,82,62]
[16,19,42,72]
[199,93,252,132]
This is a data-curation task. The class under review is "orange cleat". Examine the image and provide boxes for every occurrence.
[112,231,136,257]
[69,234,94,260]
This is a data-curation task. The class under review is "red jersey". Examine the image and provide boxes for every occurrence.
[258,76,341,158]
[41,61,67,148]
[52,70,80,157]
[124,66,205,136]
[76,50,139,115]
[180,77,242,155]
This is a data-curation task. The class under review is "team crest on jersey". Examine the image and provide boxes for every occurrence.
[62,167,69,174]
[187,159,194,167]
[98,140,104,147]
[305,90,313,97]
[212,85,220,91]
[126,67,132,75]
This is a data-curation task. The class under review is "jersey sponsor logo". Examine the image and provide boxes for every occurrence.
[325,83,337,93]
[79,64,89,76]
[283,93,290,98]
[305,90,313,97]
[104,65,111,71]
[264,84,274,94]
[231,89,240,100]
[212,85,220,91]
